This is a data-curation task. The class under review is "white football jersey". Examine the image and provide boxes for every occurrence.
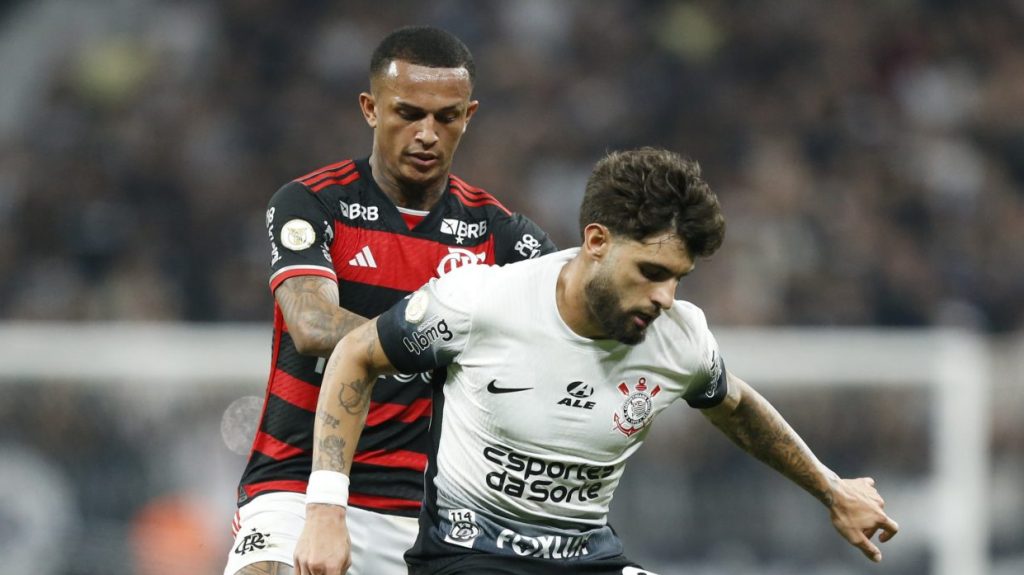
[376,248,726,564]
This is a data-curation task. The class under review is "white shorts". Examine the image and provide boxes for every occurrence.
[223,492,419,575]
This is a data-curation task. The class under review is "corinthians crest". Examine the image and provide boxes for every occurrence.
[613,377,661,437]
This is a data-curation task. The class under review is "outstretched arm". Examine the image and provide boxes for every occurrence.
[293,318,395,575]
[701,371,899,562]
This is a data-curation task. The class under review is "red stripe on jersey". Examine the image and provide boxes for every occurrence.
[311,168,361,192]
[270,369,319,412]
[451,189,511,214]
[453,194,512,210]
[366,399,432,426]
[269,265,337,293]
[349,493,421,511]
[306,166,356,190]
[353,449,427,471]
[450,179,488,197]
[244,311,285,463]
[332,223,496,292]
[242,479,309,499]
[450,177,510,215]
[252,431,307,461]
[297,159,354,185]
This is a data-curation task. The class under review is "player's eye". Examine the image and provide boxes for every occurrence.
[639,265,669,281]
[398,108,424,121]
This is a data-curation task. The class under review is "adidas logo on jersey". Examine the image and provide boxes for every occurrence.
[348,246,377,268]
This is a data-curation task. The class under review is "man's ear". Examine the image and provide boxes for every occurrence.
[359,92,377,128]
[462,100,480,133]
[581,224,612,261]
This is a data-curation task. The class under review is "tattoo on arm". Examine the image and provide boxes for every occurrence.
[315,436,347,471]
[317,407,340,429]
[276,276,367,355]
[709,390,833,506]
[338,377,374,415]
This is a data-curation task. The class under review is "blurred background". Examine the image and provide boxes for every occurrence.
[0,0,1021,574]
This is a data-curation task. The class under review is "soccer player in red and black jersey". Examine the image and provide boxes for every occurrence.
[223,26,555,575]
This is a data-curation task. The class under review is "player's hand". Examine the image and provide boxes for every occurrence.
[827,477,899,562]
[294,503,352,575]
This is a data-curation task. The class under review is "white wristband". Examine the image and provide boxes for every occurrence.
[305,470,350,507]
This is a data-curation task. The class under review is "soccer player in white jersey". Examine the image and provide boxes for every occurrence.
[294,148,899,575]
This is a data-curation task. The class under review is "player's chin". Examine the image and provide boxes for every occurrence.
[615,326,648,346]
[401,163,445,185]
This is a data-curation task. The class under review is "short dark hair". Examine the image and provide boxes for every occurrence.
[579,148,726,258]
[370,26,475,85]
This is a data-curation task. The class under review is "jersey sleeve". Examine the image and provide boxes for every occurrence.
[491,212,557,264]
[680,309,729,409]
[266,181,337,292]
[375,265,485,374]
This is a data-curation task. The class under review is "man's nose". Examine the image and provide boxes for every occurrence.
[416,117,439,147]
[652,281,675,311]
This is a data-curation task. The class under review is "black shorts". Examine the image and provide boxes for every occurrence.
[407,552,656,575]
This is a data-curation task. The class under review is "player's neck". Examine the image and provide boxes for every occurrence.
[369,155,446,211]
[556,256,603,339]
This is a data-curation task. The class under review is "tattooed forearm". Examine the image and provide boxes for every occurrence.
[317,407,341,429]
[276,276,368,356]
[338,377,374,415]
[322,334,378,417]
[315,436,347,471]
[709,389,833,505]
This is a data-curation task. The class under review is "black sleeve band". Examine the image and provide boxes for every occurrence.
[685,357,729,409]
[376,296,454,375]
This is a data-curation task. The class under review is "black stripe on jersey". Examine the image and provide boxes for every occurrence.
[407,373,449,562]
[260,394,315,446]
[357,418,430,454]
[368,376,432,407]
[349,466,424,501]
[241,450,311,484]
[275,332,324,382]
[338,279,411,319]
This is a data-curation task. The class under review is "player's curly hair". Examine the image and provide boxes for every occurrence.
[579,148,726,258]
[371,26,476,86]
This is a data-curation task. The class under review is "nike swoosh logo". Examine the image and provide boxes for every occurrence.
[486,379,533,394]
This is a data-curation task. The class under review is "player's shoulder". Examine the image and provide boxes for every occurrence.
[658,299,714,340]
[447,173,512,217]
[270,159,371,211]
[644,300,718,378]
[292,158,363,194]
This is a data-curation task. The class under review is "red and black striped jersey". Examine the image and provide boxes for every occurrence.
[237,157,556,516]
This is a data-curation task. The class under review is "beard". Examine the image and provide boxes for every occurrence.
[584,271,650,345]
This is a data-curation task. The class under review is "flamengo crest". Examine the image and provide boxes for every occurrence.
[613,377,661,437]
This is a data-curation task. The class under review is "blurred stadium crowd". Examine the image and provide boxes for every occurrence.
[1,1,1022,574]
[1,0,1022,331]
